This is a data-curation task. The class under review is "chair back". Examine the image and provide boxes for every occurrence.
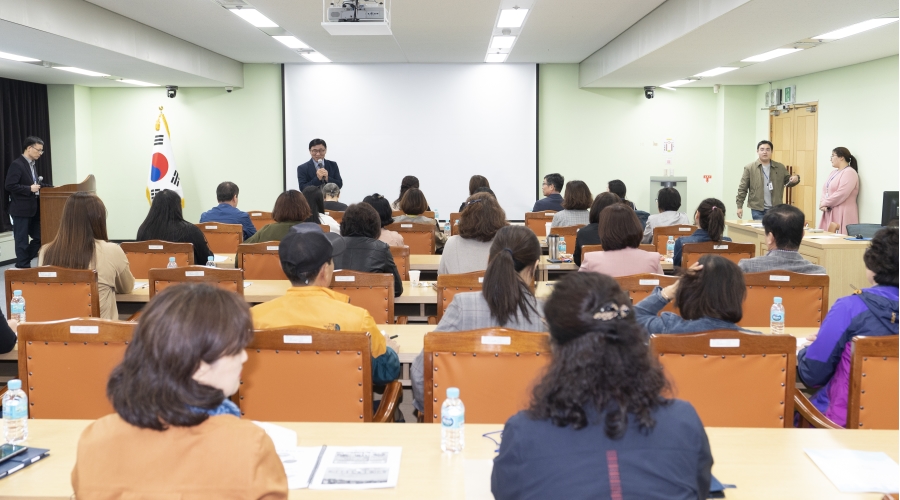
[681,241,756,268]
[237,242,287,280]
[640,243,659,254]
[147,266,244,298]
[330,270,394,324]
[848,335,899,429]
[18,318,134,419]
[436,271,485,322]
[449,212,461,236]
[319,224,331,233]
[248,211,275,231]
[423,328,551,423]
[650,330,796,427]
[549,225,583,240]
[389,246,410,281]
[826,221,840,233]
[614,273,678,314]
[653,225,697,254]
[581,244,603,256]
[386,222,435,255]
[196,223,243,254]
[326,211,344,224]
[846,224,883,238]
[240,328,373,422]
[392,210,435,219]
[741,272,829,327]
[120,240,194,279]
[6,267,100,321]
[524,212,556,237]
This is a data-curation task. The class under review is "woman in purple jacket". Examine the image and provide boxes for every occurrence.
[798,227,898,427]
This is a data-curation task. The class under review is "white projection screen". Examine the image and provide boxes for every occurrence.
[283,64,537,220]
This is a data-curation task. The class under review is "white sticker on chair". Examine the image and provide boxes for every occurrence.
[251,213,262,216]
[639,279,660,286]
[70,326,99,334]
[148,245,163,250]
[335,276,356,282]
[478,277,484,283]
[678,227,691,231]
[284,335,312,344]
[266,246,279,251]
[482,336,511,345]
[401,224,413,228]
[38,272,57,278]
[714,245,729,250]
[185,271,204,277]
[544,213,554,216]
[710,339,740,348]
[769,275,790,282]
[205,225,217,229]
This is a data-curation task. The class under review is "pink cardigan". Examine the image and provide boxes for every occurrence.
[818,167,859,235]
[578,247,663,277]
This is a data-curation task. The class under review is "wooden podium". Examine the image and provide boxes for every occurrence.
[40,175,96,244]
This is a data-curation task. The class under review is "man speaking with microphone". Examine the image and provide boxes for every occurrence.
[297,138,343,191]
[5,136,45,268]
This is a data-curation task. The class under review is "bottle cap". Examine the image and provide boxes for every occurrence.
[774,297,782,304]
[13,290,21,296]
[169,257,175,261]
[446,387,460,399]
[7,379,21,391]
[208,256,214,261]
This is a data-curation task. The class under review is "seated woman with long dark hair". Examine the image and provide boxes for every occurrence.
[41,192,134,320]
[573,192,621,266]
[412,225,546,415]
[492,272,712,499]
[363,193,404,247]
[392,175,421,211]
[301,186,340,232]
[137,189,213,265]
[335,203,403,297]
[244,190,312,244]
[72,284,288,498]
[672,198,731,267]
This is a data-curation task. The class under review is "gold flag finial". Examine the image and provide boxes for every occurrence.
[159,106,163,111]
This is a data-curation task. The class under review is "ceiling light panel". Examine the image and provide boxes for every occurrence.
[813,18,898,40]
[661,79,691,87]
[693,67,738,77]
[120,79,159,87]
[229,8,278,28]
[485,53,508,63]
[273,36,309,49]
[491,36,516,49]
[54,67,109,77]
[741,48,803,62]
[302,52,331,63]
[0,51,40,63]
[497,9,528,28]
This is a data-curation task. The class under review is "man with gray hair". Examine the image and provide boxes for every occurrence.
[323,182,347,212]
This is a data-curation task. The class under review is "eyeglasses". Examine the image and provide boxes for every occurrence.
[310,148,326,154]
[30,147,44,154]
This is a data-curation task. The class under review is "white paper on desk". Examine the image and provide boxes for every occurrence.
[213,255,228,262]
[805,449,900,493]
[464,459,494,500]
[244,282,252,288]
[132,283,147,290]
[280,446,326,489]
[309,446,402,490]
[253,421,297,451]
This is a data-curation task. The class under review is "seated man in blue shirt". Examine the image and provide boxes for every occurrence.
[532,173,564,212]
[199,182,256,239]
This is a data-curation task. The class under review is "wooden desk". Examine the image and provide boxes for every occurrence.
[410,255,440,271]
[1,420,895,499]
[213,254,235,269]
[725,220,869,307]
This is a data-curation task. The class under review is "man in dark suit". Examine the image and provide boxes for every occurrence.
[5,136,44,268]
[297,138,342,191]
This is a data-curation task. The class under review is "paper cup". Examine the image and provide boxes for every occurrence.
[409,270,420,286]
[544,222,552,236]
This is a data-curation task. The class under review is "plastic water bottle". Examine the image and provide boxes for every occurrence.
[3,380,28,444]
[770,297,785,335]
[9,291,25,323]
[666,236,675,260]
[558,237,567,255]
[166,257,177,269]
[441,387,465,453]
[206,256,216,268]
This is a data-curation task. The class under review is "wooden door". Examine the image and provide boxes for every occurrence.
[769,104,818,226]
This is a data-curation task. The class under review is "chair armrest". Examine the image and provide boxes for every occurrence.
[427,317,437,325]
[396,316,408,325]
[126,310,143,322]
[794,388,842,429]
[373,380,402,423]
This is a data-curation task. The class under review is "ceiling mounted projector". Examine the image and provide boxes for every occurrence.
[322,0,392,35]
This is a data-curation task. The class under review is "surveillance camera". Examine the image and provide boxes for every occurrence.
[644,86,655,99]
[166,85,178,98]
[225,86,233,93]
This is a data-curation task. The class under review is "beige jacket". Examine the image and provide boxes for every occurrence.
[736,159,799,211]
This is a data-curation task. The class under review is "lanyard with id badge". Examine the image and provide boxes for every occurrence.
[762,166,773,191]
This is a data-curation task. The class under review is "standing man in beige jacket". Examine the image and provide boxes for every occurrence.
[735,140,800,220]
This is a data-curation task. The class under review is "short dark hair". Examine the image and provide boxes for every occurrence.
[544,173,564,192]
[107,284,253,430]
[302,185,325,215]
[608,180,627,199]
[656,187,681,212]
[309,138,327,150]
[399,188,429,215]
[675,255,745,323]
[468,175,490,196]
[459,193,508,242]
[362,193,394,228]
[272,190,312,223]
[216,182,239,202]
[23,136,43,152]
[598,204,643,250]
[340,203,381,239]
[562,180,592,210]
[757,140,774,151]
[588,192,621,224]
[864,227,898,286]
[762,204,805,250]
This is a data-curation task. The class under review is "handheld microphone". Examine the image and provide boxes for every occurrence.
[37,176,43,184]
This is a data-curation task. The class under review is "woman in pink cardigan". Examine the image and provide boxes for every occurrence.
[579,204,663,277]
[819,147,859,235]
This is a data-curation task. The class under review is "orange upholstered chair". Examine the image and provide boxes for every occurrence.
[524,212,556,237]
[330,270,395,324]
[121,240,194,279]
[550,225,583,240]
[236,242,286,280]
[385,222,435,255]
[326,211,344,224]
[247,211,275,231]
[681,241,755,268]
[432,271,485,324]
[6,267,100,321]
[389,246,410,281]
[741,271,829,327]
[195,222,243,254]
[147,266,243,298]
[652,225,697,254]
[614,273,678,314]
[448,212,462,236]
[18,318,134,419]
[423,328,551,423]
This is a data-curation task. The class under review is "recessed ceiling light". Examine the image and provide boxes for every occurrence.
[661,79,691,87]
[497,8,528,28]
[693,67,738,78]
[741,48,802,62]
[0,51,39,63]
[120,79,159,87]
[485,53,507,63]
[273,36,308,49]
[54,67,109,77]
[813,18,898,40]
[302,52,331,63]
[229,8,278,28]
[490,36,515,49]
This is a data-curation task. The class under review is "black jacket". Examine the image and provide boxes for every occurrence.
[137,221,214,266]
[334,237,403,297]
[5,156,40,217]
[297,159,342,191]
[573,223,601,266]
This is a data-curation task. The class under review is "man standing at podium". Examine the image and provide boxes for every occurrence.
[5,136,44,268]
